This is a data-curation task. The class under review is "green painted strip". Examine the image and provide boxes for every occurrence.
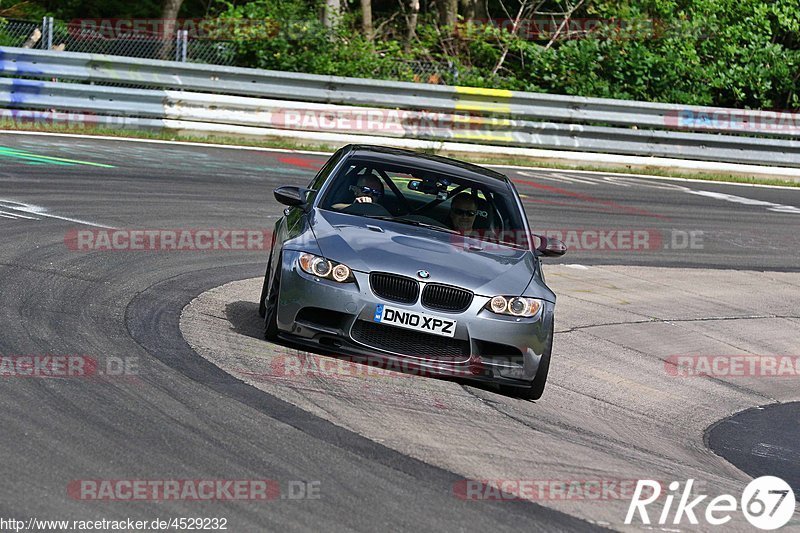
[0,146,115,168]
[0,149,77,166]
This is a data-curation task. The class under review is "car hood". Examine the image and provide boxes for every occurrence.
[310,209,538,297]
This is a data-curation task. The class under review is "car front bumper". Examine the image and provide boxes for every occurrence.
[274,250,554,385]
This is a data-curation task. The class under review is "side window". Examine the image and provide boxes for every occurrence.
[328,164,365,206]
[305,149,345,204]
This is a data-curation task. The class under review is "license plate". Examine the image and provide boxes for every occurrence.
[373,305,457,338]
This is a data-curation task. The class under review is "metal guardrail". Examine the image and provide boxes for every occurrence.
[1,46,799,167]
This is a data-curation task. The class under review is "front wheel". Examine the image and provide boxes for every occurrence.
[500,323,553,401]
[258,233,277,318]
[263,253,282,341]
[258,268,269,318]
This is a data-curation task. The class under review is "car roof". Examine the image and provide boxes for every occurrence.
[342,144,510,186]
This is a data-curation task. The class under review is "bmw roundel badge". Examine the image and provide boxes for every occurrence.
[417,270,430,279]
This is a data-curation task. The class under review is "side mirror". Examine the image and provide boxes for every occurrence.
[534,235,567,257]
[274,186,308,207]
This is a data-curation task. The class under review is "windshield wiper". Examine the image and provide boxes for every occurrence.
[363,215,461,235]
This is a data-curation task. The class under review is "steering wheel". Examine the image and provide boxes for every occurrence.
[341,202,391,217]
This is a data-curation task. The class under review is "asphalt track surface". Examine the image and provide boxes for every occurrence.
[709,403,800,493]
[1,131,799,531]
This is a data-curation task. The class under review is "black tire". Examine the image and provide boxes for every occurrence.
[263,253,281,341]
[500,323,553,401]
[258,234,276,318]
[258,270,269,318]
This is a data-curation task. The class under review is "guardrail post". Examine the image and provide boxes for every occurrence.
[174,29,188,62]
[40,16,48,49]
[47,17,54,50]
[181,30,188,62]
[447,61,458,84]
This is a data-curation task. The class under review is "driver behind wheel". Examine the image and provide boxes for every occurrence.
[333,174,385,210]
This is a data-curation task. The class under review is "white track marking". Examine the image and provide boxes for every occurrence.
[506,166,800,191]
[601,176,689,191]
[768,205,800,214]
[600,176,632,187]
[543,175,600,185]
[521,171,681,190]
[520,169,800,214]
[686,190,800,215]
[518,170,601,185]
[526,175,574,184]
[0,199,116,228]
[0,209,39,220]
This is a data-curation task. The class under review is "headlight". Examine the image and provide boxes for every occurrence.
[484,296,543,318]
[331,263,351,282]
[299,253,354,283]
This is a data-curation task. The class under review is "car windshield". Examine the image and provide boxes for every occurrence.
[318,157,529,249]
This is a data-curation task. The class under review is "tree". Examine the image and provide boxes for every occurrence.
[361,0,372,39]
[323,0,341,29]
[438,0,457,29]
[0,0,35,17]
[161,0,182,22]
[405,0,420,45]
[460,0,487,21]
[159,0,183,59]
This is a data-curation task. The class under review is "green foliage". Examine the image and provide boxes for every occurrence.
[535,0,800,108]
[212,0,799,109]
[4,0,799,109]
[0,0,46,19]
[213,0,414,79]
[0,27,12,47]
[0,8,14,46]
[21,0,203,19]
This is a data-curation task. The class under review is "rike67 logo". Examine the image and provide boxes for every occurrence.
[626,476,796,530]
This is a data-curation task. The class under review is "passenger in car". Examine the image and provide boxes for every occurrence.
[447,193,478,233]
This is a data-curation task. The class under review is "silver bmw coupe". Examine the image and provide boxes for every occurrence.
[259,145,566,399]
